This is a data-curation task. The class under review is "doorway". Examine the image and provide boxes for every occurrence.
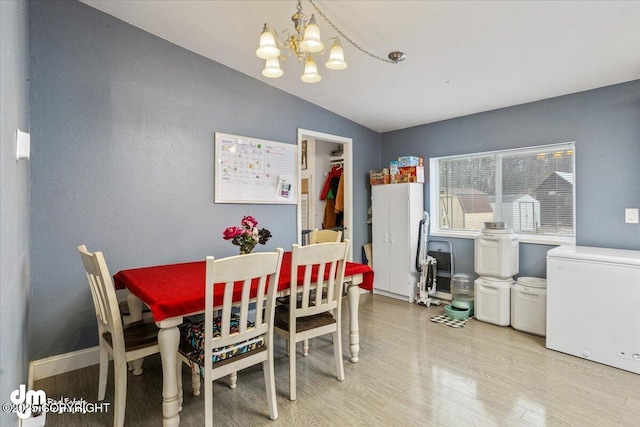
[297,129,353,260]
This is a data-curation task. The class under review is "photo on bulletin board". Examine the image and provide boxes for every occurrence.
[214,132,298,204]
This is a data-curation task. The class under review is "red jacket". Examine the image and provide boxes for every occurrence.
[320,166,343,200]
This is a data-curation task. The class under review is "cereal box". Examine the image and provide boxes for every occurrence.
[397,156,424,167]
[389,160,399,175]
[370,170,390,185]
[397,166,425,183]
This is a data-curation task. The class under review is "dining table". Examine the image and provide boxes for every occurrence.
[113,251,374,427]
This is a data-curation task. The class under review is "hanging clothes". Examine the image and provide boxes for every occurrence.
[320,166,343,229]
[320,166,343,200]
[334,172,344,227]
[323,199,337,229]
[335,172,344,212]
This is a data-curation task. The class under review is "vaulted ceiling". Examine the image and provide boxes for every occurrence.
[81,1,640,133]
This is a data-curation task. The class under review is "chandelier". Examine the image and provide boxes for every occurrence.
[256,0,405,83]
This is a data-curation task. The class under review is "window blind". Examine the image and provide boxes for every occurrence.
[433,143,575,239]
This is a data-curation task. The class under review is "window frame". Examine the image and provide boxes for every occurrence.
[429,142,576,245]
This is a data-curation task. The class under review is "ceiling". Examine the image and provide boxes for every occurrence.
[80,1,640,133]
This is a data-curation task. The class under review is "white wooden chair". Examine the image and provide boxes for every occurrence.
[309,228,342,244]
[274,240,349,401]
[78,245,160,427]
[294,228,343,354]
[178,249,284,424]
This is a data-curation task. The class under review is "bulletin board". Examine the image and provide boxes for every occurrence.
[214,132,298,204]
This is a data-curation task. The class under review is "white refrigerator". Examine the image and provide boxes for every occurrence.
[546,245,640,374]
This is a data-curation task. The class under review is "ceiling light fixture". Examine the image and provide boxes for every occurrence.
[256,0,405,83]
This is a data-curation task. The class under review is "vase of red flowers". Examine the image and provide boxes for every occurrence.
[223,216,272,254]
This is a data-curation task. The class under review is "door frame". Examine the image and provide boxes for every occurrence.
[297,128,353,261]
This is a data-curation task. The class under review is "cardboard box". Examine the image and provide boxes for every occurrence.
[370,170,390,185]
[397,156,424,167]
[397,166,425,183]
[389,160,399,175]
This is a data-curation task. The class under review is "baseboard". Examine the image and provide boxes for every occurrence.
[30,346,101,381]
[372,289,414,303]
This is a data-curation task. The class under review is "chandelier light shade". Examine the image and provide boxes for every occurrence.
[263,58,284,78]
[299,15,324,53]
[256,25,281,60]
[325,39,347,70]
[301,55,321,83]
[256,0,405,83]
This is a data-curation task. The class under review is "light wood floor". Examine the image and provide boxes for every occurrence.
[36,293,640,426]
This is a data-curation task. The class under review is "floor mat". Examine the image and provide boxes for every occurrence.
[430,314,472,328]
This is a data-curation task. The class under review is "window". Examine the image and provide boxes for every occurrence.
[430,142,575,244]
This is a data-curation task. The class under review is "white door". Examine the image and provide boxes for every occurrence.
[371,185,391,292]
[388,186,411,297]
[519,201,535,231]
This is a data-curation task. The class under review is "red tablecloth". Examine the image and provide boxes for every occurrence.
[113,251,373,322]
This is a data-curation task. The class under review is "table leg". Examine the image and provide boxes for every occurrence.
[126,293,144,323]
[157,319,182,427]
[346,283,360,363]
[126,294,145,374]
[176,357,183,411]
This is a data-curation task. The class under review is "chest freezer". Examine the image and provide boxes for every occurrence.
[546,245,640,374]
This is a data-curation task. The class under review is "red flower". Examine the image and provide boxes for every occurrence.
[241,215,258,229]
[223,226,244,240]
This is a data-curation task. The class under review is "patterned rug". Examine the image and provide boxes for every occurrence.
[430,314,472,328]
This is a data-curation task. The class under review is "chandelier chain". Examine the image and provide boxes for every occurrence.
[306,0,397,64]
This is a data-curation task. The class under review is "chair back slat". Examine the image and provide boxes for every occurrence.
[254,275,268,325]
[219,278,234,339]
[302,266,313,309]
[313,262,327,307]
[326,260,338,303]
[239,278,252,334]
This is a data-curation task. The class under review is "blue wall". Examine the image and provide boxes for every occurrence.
[1,1,30,425]
[381,81,640,279]
[29,0,380,359]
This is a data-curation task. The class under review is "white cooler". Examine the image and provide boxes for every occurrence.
[474,277,514,326]
[511,277,547,336]
[474,230,519,279]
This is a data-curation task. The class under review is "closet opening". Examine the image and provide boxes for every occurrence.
[297,129,353,260]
